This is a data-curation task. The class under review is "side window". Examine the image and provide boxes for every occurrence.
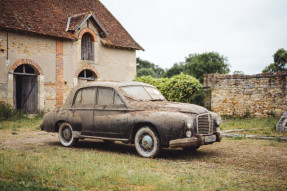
[74,90,82,106]
[97,88,124,106]
[114,92,124,105]
[82,88,96,105]
[73,88,96,107]
[97,88,114,105]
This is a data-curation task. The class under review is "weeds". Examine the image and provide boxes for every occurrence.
[0,102,14,121]
[274,137,282,142]
[0,102,26,121]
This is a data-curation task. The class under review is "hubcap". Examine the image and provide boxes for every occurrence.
[63,128,71,141]
[141,135,153,150]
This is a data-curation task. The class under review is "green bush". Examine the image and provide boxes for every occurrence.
[0,102,25,121]
[135,73,204,105]
[0,102,13,121]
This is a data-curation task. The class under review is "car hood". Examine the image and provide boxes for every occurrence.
[128,101,208,114]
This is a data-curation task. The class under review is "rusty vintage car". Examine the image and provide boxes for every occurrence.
[41,81,222,158]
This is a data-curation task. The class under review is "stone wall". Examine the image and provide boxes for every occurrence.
[204,73,287,117]
[0,30,56,111]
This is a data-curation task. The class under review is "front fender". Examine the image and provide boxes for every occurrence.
[134,111,188,146]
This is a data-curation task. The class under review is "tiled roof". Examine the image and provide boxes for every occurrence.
[0,0,144,50]
[68,13,88,32]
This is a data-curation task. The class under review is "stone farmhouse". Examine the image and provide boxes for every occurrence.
[0,0,143,113]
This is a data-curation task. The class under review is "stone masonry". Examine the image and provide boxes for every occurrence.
[204,73,287,117]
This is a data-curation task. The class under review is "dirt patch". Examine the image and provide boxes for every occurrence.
[0,130,58,149]
[198,139,287,177]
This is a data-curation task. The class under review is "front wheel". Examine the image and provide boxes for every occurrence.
[58,122,78,147]
[135,127,161,158]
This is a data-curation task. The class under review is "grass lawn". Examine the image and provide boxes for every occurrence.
[221,117,287,137]
[0,117,287,190]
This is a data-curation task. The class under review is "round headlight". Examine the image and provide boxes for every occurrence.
[186,118,194,129]
[215,115,222,126]
[186,131,192,137]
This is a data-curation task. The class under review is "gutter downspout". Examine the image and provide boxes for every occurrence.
[6,31,10,66]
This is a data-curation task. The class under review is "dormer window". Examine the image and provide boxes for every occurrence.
[81,33,93,60]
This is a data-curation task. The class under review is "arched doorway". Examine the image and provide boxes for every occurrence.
[13,64,38,113]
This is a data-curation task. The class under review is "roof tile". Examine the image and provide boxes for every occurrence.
[0,0,143,50]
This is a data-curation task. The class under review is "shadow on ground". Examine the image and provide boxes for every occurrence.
[46,138,218,160]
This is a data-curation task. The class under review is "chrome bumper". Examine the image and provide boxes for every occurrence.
[169,132,222,148]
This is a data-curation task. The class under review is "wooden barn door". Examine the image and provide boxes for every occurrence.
[14,75,38,114]
[21,76,38,113]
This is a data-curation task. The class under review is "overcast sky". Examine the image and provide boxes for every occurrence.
[101,0,287,75]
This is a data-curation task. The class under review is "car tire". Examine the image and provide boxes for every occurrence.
[58,122,78,147]
[135,127,161,158]
[182,145,200,152]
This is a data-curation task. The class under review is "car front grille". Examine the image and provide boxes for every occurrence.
[196,113,213,135]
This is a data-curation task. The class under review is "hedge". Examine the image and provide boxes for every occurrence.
[135,73,205,106]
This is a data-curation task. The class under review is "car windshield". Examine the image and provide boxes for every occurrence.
[120,86,165,101]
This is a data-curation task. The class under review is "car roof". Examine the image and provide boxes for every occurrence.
[75,81,154,89]
[63,81,155,108]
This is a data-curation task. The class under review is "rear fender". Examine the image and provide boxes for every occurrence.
[54,109,82,132]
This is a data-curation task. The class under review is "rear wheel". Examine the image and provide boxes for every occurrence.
[135,127,161,158]
[58,122,78,147]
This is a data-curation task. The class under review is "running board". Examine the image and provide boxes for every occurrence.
[72,131,128,141]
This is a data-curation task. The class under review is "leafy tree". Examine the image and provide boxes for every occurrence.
[185,52,230,83]
[263,48,287,73]
[163,62,185,78]
[262,63,278,73]
[136,68,157,78]
[136,58,165,78]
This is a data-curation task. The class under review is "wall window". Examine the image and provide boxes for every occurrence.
[81,33,93,60]
[78,69,95,81]
[14,64,36,74]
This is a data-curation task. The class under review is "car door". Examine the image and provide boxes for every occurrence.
[72,87,96,135]
[92,87,130,138]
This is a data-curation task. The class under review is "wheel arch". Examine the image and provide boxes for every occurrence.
[55,120,66,132]
[131,122,161,144]
[54,114,82,132]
